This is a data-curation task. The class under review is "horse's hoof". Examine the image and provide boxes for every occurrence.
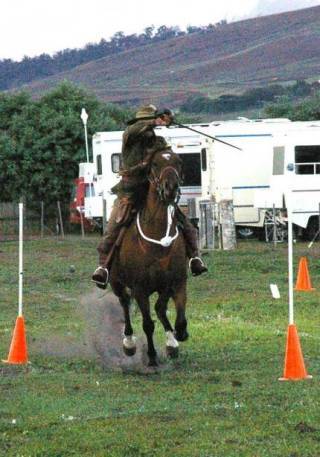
[174,330,189,342]
[166,346,179,359]
[123,345,136,357]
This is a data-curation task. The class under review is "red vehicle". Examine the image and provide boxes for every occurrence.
[70,177,95,230]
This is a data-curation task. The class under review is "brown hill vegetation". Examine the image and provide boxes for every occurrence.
[19,6,320,107]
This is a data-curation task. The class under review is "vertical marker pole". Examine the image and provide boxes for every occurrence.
[2,202,29,364]
[287,197,294,325]
[18,203,23,317]
[279,181,312,380]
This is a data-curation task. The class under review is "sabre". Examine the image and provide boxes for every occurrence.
[170,121,242,151]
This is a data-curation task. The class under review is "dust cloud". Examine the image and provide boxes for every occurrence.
[33,290,150,372]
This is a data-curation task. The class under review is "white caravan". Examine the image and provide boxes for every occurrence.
[81,124,210,225]
[76,118,320,239]
[199,119,320,239]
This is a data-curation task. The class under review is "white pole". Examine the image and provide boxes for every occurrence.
[287,190,294,325]
[80,108,89,163]
[18,203,23,317]
[84,123,89,163]
[80,108,92,216]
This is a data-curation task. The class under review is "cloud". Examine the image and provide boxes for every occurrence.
[246,0,320,17]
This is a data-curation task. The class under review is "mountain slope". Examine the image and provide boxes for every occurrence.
[16,6,320,107]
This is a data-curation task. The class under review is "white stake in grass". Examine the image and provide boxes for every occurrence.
[270,284,280,299]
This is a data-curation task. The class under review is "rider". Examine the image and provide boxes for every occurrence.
[92,104,207,289]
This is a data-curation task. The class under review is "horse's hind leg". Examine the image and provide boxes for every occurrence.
[173,282,189,342]
[112,282,136,356]
[155,292,179,359]
[135,292,158,367]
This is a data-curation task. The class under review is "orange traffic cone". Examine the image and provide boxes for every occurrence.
[294,257,315,291]
[2,316,28,364]
[279,324,312,381]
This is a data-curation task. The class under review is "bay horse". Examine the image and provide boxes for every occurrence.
[109,149,189,366]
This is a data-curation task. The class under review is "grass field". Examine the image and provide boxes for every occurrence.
[1,236,320,456]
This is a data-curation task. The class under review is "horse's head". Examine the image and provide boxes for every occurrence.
[148,149,183,204]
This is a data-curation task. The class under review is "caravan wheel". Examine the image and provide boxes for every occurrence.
[303,217,319,241]
[237,227,255,239]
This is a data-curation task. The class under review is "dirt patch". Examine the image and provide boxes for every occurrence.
[81,290,148,371]
[32,290,152,372]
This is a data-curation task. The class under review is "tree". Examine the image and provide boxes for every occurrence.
[264,93,320,121]
[0,82,133,208]
[143,26,155,40]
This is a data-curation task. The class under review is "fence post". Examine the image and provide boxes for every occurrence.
[102,199,107,234]
[57,201,65,239]
[220,199,237,250]
[79,208,85,239]
[273,203,277,248]
[41,201,44,238]
[318,202,320,240]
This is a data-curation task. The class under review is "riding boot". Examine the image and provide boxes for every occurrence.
[177,209,208,276]
[92,197,133,289]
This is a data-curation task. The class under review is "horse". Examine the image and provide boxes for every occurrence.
[109,149,189,366]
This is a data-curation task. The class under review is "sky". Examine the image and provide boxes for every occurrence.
[1,0,319,61]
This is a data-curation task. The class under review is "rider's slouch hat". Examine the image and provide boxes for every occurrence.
[127,104,157,125]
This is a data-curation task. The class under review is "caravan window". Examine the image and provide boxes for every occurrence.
[85,184,95,197]
[273,147,285,175]
[178,153,201,186]
[96,155,102,175]
[111,154,122,173]
[295,146,320,174]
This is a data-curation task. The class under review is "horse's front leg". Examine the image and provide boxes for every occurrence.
[173,282,189,342]
[155,292,179,359]
[112,281,136,356]
[135,291,158,366]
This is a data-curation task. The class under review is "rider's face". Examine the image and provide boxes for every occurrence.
[155,114,171,126]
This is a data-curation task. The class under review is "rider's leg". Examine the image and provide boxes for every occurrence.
[176,208,208,276]
[92,197,133,289]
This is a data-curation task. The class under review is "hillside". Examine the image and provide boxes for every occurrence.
[13,6,320,107]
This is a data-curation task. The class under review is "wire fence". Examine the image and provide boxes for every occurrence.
[0,201,88,241]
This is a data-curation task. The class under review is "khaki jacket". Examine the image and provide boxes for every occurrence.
[112,120,168,197]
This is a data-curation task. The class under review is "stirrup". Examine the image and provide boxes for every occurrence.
[92,266,109,289]
[189,257,208,276]
[188,257,205,268]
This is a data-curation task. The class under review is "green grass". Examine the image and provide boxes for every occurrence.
[1,237,320,456]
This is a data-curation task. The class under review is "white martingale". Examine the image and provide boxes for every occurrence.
[137,205,179,248]
[166,331,179,348]
[123,335,137,349]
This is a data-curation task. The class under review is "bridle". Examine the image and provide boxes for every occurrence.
[148,164,181,204]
